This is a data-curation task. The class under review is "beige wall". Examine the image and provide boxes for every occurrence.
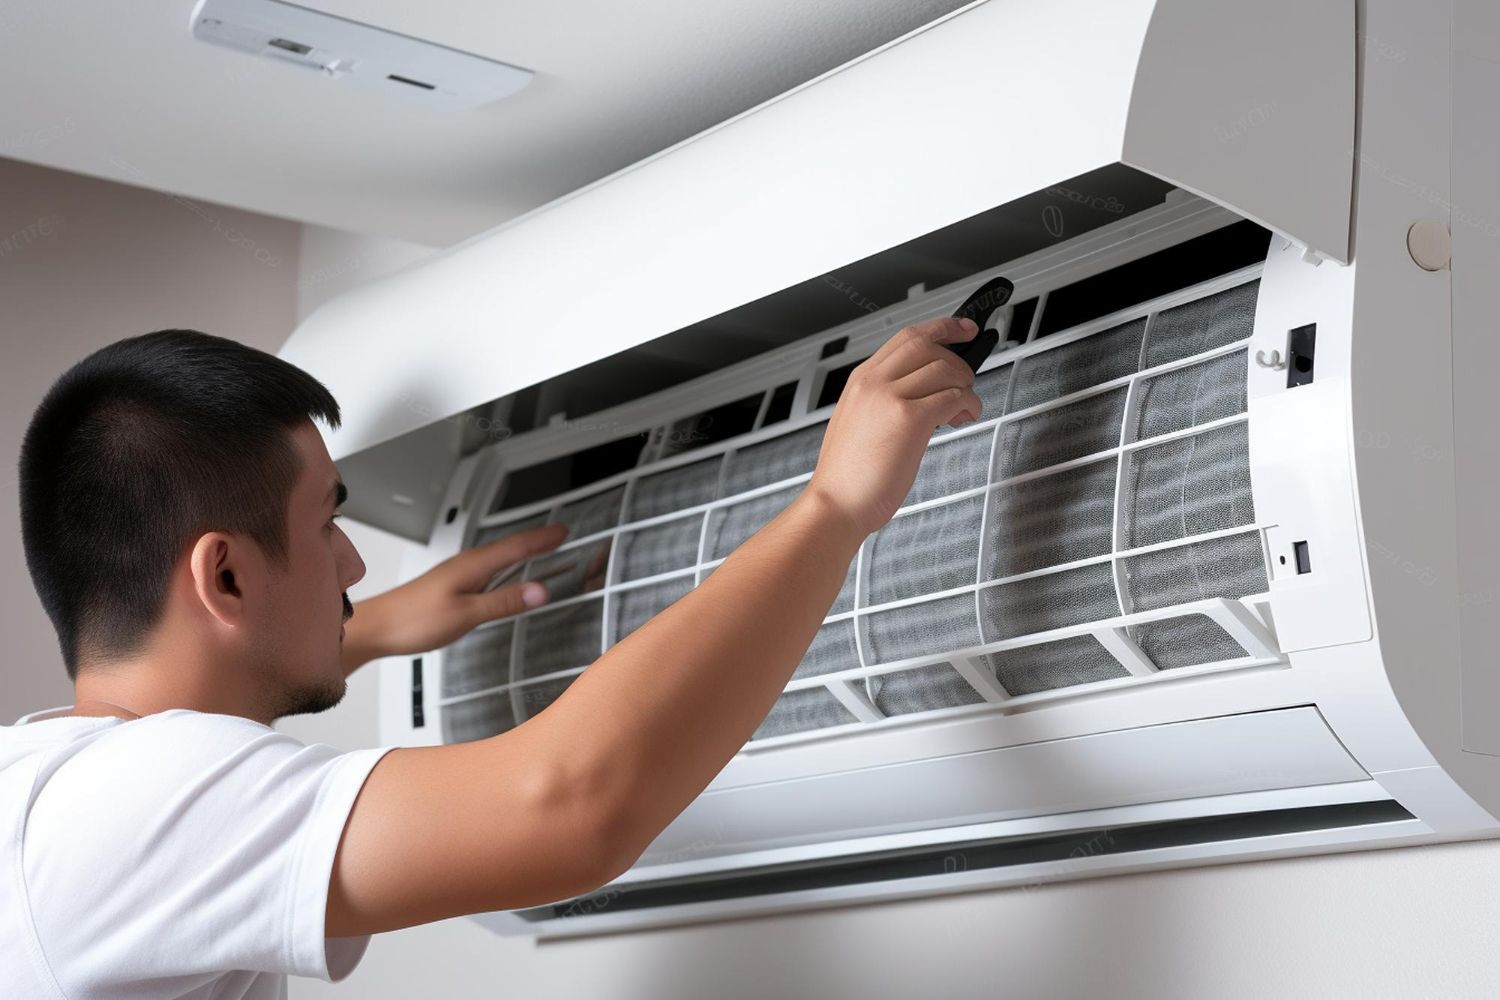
[9,157,1500,1000]
[0,157,301,721]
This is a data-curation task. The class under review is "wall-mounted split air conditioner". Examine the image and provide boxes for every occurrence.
[279,0,1500,938]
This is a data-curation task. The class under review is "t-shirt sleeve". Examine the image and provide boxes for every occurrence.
[22,712,393,991]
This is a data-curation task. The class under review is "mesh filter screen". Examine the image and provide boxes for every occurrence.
[1122,423,1254,549]
[752,687,857,741]
[441,622,513,698]
[861,593,980,665]
[707,485,800,560]
[618,515,703,581]
[474,512,549,548]
[983,459,1116,579]
[629,456,722,521]
[869,663,984,715]
[553,485,627,540]
[445,270,1271,743]
[1142,279,1259,369]
[974,362,1013,421]
[611,576,695,646]
[1123,532,1268,611]
[985,635,1128,695]
[1135,350,1248,440]
[866,494,984,606]
[794,620,861,680]
[517,675,577,720]
[1009,318,1145,411]
[995,388,1128,479]
[905,431,993,506]
[981,562,1121,640]
[1131,614,1246,670]
[525,539,610,602]
[722,423,825,495]
[520,597,603,678]
[442,690,517,743]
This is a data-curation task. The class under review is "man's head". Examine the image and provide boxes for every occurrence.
[19,329,366,720]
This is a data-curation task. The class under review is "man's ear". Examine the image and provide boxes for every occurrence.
[188,532,250,630]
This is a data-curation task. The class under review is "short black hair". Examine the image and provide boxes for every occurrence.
[19,330,341,679]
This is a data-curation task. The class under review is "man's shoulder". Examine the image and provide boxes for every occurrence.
[27,710,336,815]
[3,710,280,777]
[46,709,303,767]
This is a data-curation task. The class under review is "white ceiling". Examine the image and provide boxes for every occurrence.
[0,0,975,246]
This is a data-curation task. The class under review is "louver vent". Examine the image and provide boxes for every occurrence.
[440,273,1277,746]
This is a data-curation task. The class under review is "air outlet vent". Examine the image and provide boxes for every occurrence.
[517,800,1411,923]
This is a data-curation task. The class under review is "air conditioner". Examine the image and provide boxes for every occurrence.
[279,0,1500,938]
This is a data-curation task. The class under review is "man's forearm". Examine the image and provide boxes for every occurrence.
[517,487,866,866]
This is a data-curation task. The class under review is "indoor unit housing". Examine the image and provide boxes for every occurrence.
[279,0,1500,937]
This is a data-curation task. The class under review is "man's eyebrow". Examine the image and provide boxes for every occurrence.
[327,480,348,509]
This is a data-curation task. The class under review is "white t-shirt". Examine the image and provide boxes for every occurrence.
[2,707,392,999]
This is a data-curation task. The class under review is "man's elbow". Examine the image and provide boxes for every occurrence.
[523,754,643,901]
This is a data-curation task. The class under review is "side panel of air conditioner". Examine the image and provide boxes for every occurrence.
[1453,0,1500,756]
[1246,239,1370,654]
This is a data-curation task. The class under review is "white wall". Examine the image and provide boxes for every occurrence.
[7,160,1500,1000]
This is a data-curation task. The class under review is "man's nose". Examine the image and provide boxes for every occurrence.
[338,531,367,589]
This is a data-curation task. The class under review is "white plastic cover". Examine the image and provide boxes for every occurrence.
[281,0,1352,462]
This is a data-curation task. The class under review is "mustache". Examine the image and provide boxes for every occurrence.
[342,593,354,622]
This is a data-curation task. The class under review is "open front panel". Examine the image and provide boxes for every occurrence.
[436,209,1286,748]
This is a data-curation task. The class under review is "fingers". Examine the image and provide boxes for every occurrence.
[914,384,986,429]
[871,317,978,379]
[453,522,568,590]
[470,579,550,627]
[892,355,979,403]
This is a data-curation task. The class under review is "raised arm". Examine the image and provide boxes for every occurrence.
[326,317,985,936]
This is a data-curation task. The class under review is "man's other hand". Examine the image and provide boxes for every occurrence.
[340,522,568,672]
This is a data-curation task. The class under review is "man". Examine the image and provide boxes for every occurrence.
[3,317,983,997]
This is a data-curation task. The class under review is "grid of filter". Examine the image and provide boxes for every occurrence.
[440,275,1274,745]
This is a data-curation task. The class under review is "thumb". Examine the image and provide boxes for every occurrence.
[471,580,549,627]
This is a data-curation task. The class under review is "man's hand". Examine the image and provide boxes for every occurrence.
[340,522,569,674]
[806,316,985,538]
